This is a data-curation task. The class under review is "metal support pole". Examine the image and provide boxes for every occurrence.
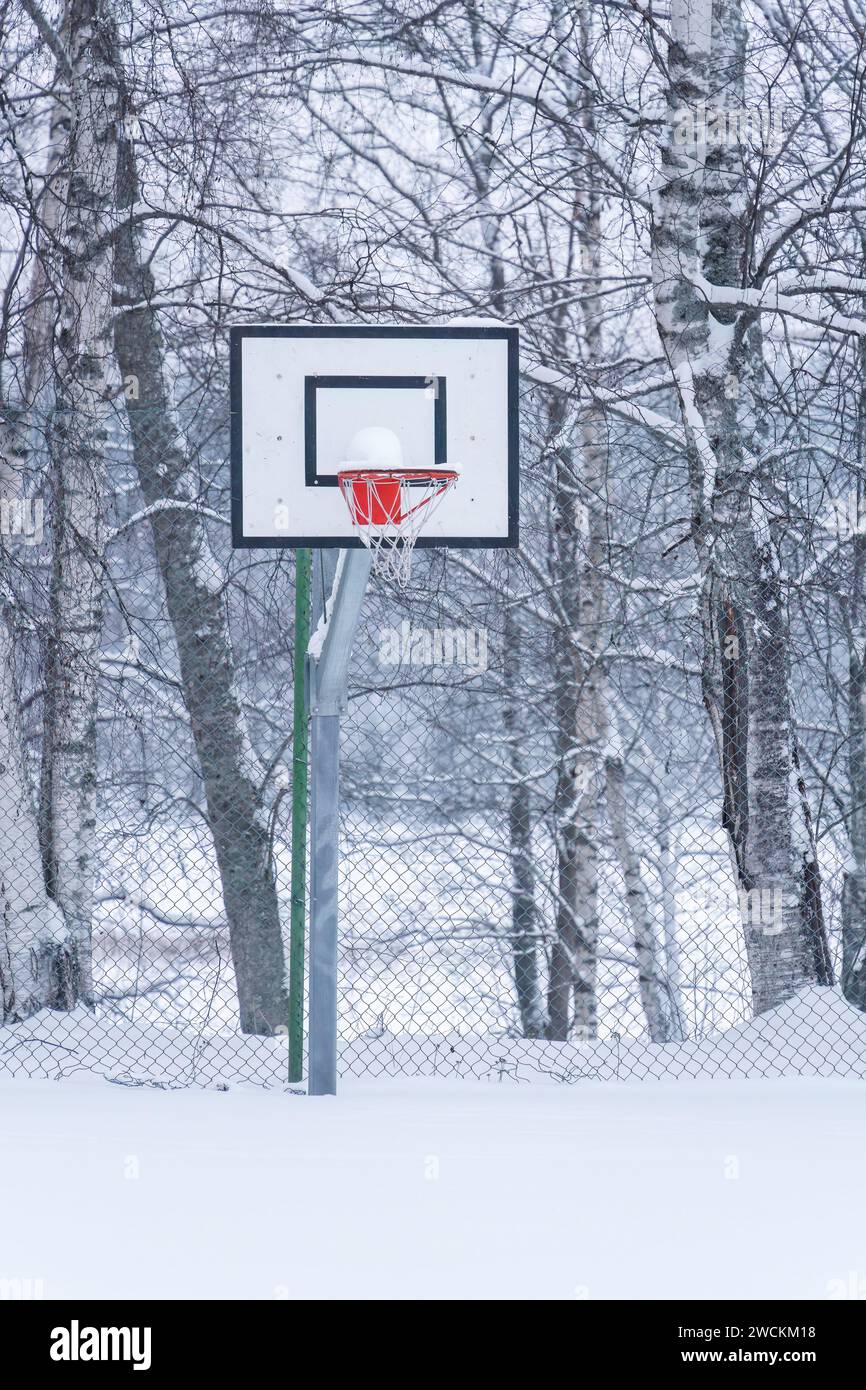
[288,548,311,1084]
[307,548,372,1096]
[308,712,340,1095]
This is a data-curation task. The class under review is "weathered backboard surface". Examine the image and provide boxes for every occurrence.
[230,324,519,548]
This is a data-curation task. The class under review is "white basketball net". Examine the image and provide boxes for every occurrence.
[338,470,458,587]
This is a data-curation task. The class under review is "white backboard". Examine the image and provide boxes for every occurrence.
[230,325,519,548]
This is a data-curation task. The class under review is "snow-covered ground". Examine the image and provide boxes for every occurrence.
[5,984,865,1086]
[2,1068,865,1300]
[4,988,865,1300]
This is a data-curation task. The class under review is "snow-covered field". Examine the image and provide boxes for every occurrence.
[2,1069,865,1300]
[4,989,865,1300]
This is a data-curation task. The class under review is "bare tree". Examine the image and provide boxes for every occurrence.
[38,0,122,1005]
[111,123,290,1034]
[650,0,836,1012]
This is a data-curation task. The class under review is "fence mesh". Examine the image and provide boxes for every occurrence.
[3,488,866,1090]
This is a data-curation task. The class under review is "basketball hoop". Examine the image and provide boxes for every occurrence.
[337,467,459,586]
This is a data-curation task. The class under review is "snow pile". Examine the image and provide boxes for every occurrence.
[341,986,866,1083]
[3,986,864,1091]
[0,1009,289,1089]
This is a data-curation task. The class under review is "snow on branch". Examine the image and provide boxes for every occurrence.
[687,271,866,337]
[521,360,687,448]
[105,498,230,545]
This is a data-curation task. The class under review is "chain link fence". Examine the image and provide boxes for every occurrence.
[338,574,866,1082]
[2,463,866,1087]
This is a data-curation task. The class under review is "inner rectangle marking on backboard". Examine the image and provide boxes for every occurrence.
[304,375,448,486]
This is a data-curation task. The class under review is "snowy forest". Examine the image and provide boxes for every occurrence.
[2,0,866,1085]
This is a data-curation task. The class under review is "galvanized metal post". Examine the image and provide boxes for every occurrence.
[307,711,340,1096]
[288,548,311,1084]
[307,548,372,1096]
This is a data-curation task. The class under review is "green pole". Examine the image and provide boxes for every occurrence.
[288,547,312,1083]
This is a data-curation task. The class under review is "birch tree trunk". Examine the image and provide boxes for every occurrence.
[458,87,546,1037]
[657,786,686,1039]
[23,84,72,412]
[111,130,288,1034]
[39,0,121,1006]
[0,609,78,1019]
[503,583,545,1036]
[545,382,603,1039]
[545,2,606,1039]
[651,0,833,1014]
[605,753,675,1042]
[0,419,77,1019]
[841,337,866,1009]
